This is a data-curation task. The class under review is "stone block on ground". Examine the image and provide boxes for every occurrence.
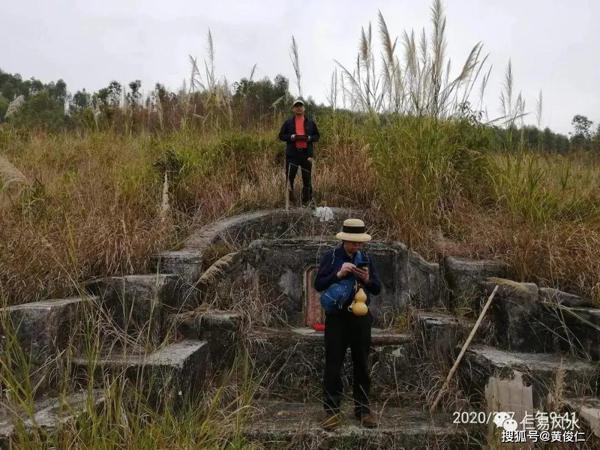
[406,252,440,309]
[461,344,599,411]
[153,249,203,285]
[549,306,600,361]
[0,297,93,396]
[182,208,352,251]
[483,279,554,352]
[413,311,473,366]
[0,297,92,361]
[72,339,209,407]
[0,390,104,447]
[86,274,190,345]
[242,400,477,449]
[169,309,243,369]
[443,256,508,310]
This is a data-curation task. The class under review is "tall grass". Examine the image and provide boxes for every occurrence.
[1,117,599,306]
[0,302,261,449]
[334,0,488,118]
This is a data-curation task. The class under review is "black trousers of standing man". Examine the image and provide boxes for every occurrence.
[286,154,312,204]
[323,310,372,417]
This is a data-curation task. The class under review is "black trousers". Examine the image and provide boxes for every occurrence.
[285,154,312,203]
[323,311,372,416]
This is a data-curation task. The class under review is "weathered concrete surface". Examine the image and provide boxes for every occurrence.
[413,311,473,366]
[564,397,600,438]
[540,287,594,308]
[243,400,477,449]
[549,306,600,360]
[485,372,533,429]
[0,297,93,397]
[183,208,354,250]
[73,340,209,406]
[199,238,440,327]
[0,297,92,361]
[169,309,243,369]
[461,344,600,410]
[86,274,190,346]
[483,279,554,352]
[443,256,508,310]
[0,390,104,447]
[155,208,355,283]
[153,250,204,286]
[245,327,414,403]
[407,252,441,309]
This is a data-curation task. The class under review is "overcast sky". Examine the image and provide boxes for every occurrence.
[1,0,598,133]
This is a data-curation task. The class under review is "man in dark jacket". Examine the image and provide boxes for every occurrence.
[314,218,381,431]
[278,98,320,206]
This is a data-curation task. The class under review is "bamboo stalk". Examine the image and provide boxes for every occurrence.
[430,284,499,412]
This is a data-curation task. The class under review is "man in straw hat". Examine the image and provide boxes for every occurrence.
[314,218,381,430]
[278,98,320,206]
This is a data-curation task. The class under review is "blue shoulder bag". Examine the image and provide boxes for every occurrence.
[319,251,364,314]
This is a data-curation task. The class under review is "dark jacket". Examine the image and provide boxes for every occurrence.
[314,245,381,313]
[278,115,320,158]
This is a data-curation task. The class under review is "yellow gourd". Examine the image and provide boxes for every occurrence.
[349,287,368,316]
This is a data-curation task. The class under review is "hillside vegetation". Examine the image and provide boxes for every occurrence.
[1,115,599,306]
[1,0,599,307]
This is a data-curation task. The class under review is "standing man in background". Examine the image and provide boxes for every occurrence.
[278,98,320,206]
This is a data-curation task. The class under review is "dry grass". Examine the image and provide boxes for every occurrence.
[1,119,600,307]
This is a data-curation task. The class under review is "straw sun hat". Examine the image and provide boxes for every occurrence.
[336,218,372,243]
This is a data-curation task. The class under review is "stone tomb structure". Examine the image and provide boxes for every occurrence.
[1,208,600,448]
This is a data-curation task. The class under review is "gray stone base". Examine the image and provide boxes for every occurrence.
[169,310,244,369]
[550,306,600,361]
[443,256,508,310]
[564,397,600,439]
[245,327,414,403]
[461,344,600,410]
[0,390,104,447]
[86,274,193,346]
[73,339,209,407]
[242,400,477,449]
[413,311,473,367]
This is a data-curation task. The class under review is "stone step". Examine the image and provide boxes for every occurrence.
[540,287,595,308]
[0,296,94,397]
[269,326,413,346]
[481,280,600,359]
[413,311,475,366]
[443,256,509,310]
[169,310,244,370]
[461,344,600,413]
[72,339,209,407]
[153,249,203,284]
[564,397,600,439]
[0,390,104,447]
[549,305,600,361]
[0,296,93,358]
[85,274,199,345]
[246,327,415,403]
[242,400,477,449]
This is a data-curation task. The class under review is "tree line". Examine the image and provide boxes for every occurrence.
[0,67,598,153]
